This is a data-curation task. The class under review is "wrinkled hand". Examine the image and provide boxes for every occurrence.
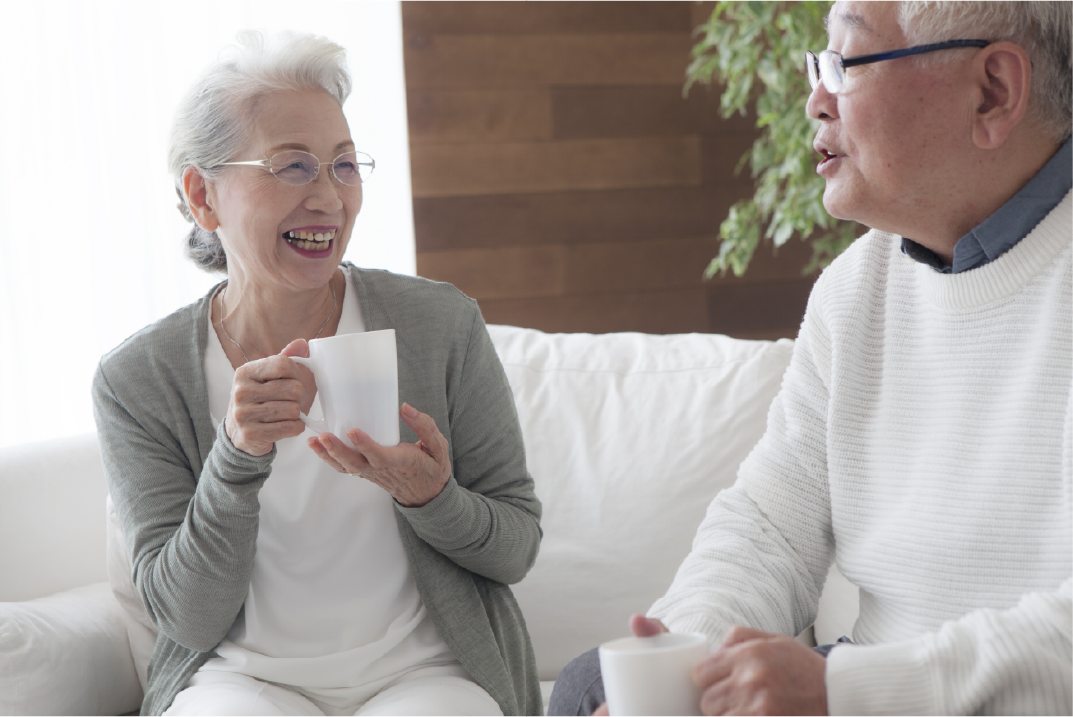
[225,340,316,456]
[694,626,827,715]
[308,403,452,507]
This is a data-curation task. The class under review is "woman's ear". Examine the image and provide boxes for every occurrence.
[182,166,220,232]
[970,41,1032,150]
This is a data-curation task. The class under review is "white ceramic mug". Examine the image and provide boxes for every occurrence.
[289,329,401,448]
[598,632,707,716]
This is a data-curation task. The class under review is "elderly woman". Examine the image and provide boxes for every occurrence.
[92,31,541,717]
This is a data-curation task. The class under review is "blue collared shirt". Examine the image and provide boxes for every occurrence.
[902,137,1072,273]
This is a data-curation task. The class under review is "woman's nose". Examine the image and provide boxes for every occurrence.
[305,167,344,212]
[806,81,838,121]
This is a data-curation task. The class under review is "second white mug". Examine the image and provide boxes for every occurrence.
[598,632,707,716]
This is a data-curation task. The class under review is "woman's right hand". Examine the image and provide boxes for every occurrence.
[225,340,316,456]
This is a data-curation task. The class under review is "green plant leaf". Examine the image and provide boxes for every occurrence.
[688,1,861,278]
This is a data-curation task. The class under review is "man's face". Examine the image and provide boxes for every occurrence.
[808,2,978,237]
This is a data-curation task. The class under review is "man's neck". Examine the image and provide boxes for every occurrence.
[906,134,1063,263]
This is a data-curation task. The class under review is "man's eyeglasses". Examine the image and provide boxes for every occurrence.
[218,150,375,186]
[806,40,991,94]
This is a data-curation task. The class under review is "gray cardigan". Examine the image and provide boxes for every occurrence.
[92,264,543,715]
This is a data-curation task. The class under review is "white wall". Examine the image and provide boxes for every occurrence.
[0,1,414,448]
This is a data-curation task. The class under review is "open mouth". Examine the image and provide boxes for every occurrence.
[816,148,840,174]
[284,229,336,252]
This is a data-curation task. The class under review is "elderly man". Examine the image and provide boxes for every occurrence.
[549,1,1071,715]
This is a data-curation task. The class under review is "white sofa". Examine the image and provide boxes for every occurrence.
[0,325,859,715]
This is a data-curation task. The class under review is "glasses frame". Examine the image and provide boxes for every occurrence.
[218,149,375,186]
[806,40,991,93]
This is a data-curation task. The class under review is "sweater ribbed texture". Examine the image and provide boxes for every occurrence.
[650,194,1072,715]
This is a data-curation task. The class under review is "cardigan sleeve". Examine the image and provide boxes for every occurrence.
[396,305,542,585]
[93,361,272,654]
[647,276,836,644]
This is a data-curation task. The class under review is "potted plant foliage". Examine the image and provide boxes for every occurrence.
[688,1,861,277]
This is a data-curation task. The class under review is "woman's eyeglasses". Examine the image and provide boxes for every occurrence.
[806,40,991,94]
[218,150,375,186]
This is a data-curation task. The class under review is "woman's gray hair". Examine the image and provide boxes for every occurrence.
[168,30,352,273]
[899,1,1072,144]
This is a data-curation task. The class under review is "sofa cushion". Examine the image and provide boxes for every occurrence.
[486,325,795,680]
[0,582,142,716]
[0,432,107,602]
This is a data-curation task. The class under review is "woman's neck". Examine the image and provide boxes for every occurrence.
[213,268,344,367]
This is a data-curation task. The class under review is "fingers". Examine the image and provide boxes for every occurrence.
[720,625,771,648]
[238,353,305,383]
[694,627,770,691]
[310,433,371,475]
[400,403,449,466]
[629,614,668,638]
[279,338,309,358]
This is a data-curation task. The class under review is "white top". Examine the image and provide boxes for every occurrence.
[200,267,457,712]
[650,193,1073,715]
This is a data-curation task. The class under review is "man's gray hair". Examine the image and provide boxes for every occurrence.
[899,1,1072,144]
[168,31,352,273]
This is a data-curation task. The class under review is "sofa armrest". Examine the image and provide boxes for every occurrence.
[0,581,142,716]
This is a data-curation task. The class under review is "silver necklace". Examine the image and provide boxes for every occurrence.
[217,277,337,365]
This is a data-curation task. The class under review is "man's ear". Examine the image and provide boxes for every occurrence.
[971,41,1032,150]
[182,166,221,233]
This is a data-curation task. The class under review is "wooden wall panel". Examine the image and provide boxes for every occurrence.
[402,2,691,35]
[551,86,755,138]
[407,90,552,144]
[410,137,701,197]
[413,187,742,251]
[402,1,818,339]
[405,34,691,90]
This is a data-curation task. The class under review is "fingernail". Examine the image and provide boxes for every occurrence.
[402,402,418,418]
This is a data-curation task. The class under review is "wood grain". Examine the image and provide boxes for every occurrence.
[403,34,692,89]
[563,238,719,294]
[477,288,709,334]
[690,1,718,31]
[417,246,566,299]
[706,277,816,335]
[412,186,750,251]
[410,137,702,197]
[551,85,757,139]
[402,2,692,35]
[407,90,552,144]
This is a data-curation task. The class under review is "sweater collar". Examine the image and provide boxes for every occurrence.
[914,191,1071,310]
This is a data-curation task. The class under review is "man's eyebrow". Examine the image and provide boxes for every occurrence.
[832,10,873,32]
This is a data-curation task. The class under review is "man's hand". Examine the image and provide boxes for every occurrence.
[594,624,827,716]
[693,626,827,715]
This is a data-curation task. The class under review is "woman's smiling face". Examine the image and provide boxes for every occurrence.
[207,87,362,291]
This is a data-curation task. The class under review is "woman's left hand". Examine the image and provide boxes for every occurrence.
[307,402,451,507]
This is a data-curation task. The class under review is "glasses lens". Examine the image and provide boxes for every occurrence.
[332,151,374,186]
[269,151,319,185]
[806,51,820,90]
[819,50,844,93]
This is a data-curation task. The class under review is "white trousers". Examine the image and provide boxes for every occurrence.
[164,667,503,716]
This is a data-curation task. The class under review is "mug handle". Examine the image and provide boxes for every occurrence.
[288,356,329,434]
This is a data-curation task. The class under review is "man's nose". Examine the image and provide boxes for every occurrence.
[806,81,838,121]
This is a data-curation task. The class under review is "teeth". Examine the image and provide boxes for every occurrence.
[286,230,335,241]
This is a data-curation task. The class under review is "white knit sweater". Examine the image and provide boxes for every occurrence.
[650,193,1072,715]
